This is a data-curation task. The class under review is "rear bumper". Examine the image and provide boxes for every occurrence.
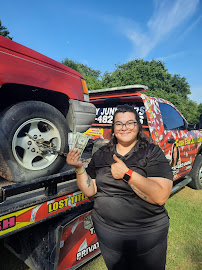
[66,99,96,133]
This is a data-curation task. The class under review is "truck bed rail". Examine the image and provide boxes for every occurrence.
[0,169,76,203]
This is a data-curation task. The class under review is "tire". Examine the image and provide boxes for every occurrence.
[0,101,69,182]
[188,155,202,190]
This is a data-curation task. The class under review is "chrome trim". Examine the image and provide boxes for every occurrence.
[83,94,89,102]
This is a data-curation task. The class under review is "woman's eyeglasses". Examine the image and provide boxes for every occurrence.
[114,121,138,130]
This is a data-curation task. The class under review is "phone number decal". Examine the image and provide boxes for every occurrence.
[95,106,145,124]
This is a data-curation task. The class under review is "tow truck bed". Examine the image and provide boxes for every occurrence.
[0,168,90,239]
[0,158,99,270]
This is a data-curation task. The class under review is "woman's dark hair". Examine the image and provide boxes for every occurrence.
[106,104,149,151]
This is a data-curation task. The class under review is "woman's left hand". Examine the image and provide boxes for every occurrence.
[66,149,83,168]
[111,154,129,179]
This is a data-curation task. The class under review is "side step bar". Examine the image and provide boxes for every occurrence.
[171,176,192,195]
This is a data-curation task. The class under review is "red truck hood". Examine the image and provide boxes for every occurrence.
[0,36,83,79]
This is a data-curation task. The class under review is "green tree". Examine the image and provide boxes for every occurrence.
[198,103,202,115]
[101,59,201,123]
[62,58,102,90]
[102,59,191,97]
[0,19,12,40]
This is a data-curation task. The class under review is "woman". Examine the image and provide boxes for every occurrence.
[66,105,173,270]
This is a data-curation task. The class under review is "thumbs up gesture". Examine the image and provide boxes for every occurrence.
[111,154,129,179]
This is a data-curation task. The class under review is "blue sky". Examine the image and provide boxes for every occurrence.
[1,0,202,103]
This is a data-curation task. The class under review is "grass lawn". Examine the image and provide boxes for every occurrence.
[0,186,201,270]
[166,186,202,270]
[80,186,202,270]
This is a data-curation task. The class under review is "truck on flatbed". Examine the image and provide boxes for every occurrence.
[0,35,96,183]
[0,36,99,270]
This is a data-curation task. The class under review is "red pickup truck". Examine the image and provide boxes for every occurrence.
[0,36,96,183]
[85,85,202,191]
[0,37,99,270]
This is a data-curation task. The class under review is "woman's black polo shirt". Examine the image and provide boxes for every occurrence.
[86,142,173,234]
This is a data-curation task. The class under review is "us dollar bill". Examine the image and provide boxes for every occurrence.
[68,132,77,150]
[72,132,89,156]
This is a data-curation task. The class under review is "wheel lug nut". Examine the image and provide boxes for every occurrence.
[31,148,35,152]
[33,135,38,139]
[28,141,32,145]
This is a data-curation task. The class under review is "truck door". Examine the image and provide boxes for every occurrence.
[141,94,197,180]
[158,102,196,180]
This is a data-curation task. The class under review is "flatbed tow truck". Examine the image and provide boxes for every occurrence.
[0,160,100,270]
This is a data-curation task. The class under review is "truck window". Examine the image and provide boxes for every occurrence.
[159,103,186,130]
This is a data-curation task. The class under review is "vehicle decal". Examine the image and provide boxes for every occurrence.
[0,206,35,236]
[84,127,104,139]
[30,204,43,222]
[164,130,202,180]
[48,193,88,213]
[76,241,99,261]
[57,211,100,269]
[0,192,89,237]
[176,137,202,147]
[94,106,145,125]
[141,94,165,148]
[0,216,16,231]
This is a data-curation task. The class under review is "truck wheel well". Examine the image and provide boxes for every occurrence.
[0,83,70,117]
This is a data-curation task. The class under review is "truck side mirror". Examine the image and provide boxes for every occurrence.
[188,123,196,130]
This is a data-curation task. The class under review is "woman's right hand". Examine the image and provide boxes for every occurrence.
[66,149,83,169]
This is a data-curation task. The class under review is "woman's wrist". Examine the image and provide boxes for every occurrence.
[75,168,86,175]
[74,165,84,173]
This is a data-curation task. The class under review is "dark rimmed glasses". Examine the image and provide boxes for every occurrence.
[114,121,138,130]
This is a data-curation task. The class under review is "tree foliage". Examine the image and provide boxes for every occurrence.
[101,59,199,123]
[62,58,102,90]
[0,19,12,40]
[102,59,191,97]
[62,58,201,123]
[198,103,202,115]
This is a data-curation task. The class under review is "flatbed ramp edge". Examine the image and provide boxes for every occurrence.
[0,169,93,239]
[0,169,100,270]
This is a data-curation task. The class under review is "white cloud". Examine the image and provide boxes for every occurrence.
[156,51,185,62]
[148,0,199,37]
[70,0,200,59]
[114,0,200,58]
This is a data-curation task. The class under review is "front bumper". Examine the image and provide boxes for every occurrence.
[66,99,96,133]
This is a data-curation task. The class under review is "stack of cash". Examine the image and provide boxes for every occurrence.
[68,132,89,157]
